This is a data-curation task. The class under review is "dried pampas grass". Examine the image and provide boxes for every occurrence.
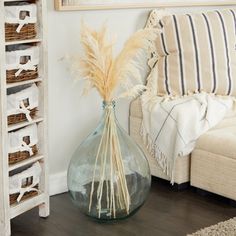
[71,23,159,219]
[72,23,159,101]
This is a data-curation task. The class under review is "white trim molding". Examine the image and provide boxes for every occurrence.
[49,172,68,196]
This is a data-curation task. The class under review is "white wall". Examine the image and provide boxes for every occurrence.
[47,1,152,193]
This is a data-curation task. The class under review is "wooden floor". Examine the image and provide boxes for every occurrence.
[11,178,236,236]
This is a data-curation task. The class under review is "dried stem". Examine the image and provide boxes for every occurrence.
[89,106,130,218]
[88,112,110,212]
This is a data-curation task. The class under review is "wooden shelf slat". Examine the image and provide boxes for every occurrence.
[8,154,44,172]
[6,78,43,89]
[10,193,46,219]
[5,38,42,46]
[4,0,32,2]
[8,117,44,132]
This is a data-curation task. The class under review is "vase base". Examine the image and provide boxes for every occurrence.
[69,173,150,221]
[85,204,143,223]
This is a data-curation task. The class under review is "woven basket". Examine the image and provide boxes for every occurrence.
[5,23,36,42]
[9,144,38,165]
[6,66,38,84]
[10,185,39,205]
[8,107,37,125]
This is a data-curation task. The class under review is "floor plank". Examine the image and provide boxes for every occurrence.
[11,178,236,236]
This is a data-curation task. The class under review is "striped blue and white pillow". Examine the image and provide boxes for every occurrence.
[147,9,236,96]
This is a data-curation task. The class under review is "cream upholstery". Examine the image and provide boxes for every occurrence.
[129,97,142,119]
[191,124,236,200]
[129,97,236,189]
[195,126,236,160]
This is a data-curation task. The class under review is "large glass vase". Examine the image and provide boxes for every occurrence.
[67,101,151,221]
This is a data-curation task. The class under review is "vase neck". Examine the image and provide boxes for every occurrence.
[102,101,116,111]
[102,101,117,121]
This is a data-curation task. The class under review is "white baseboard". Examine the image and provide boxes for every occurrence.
[49,171,68,196]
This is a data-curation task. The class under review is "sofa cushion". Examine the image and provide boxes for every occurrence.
[130,97,236,123]
[147,9,236,96]
[196,126,236,160]
[212,115,236,130]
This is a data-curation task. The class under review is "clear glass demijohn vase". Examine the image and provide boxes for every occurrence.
[67,101,151,221]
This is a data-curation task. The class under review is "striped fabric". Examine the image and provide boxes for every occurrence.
[149,9,236,96]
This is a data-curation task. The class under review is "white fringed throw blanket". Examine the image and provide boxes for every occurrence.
[141,92,235,183]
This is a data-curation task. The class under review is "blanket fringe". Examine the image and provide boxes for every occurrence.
[141,122,176,184]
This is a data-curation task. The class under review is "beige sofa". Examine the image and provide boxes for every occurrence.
[130,98,236,200]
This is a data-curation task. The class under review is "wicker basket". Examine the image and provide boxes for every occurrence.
[9,162,41,205]
[5,3,37,42]
[10,185,39,205]
[7,84,39,125]
[9,132,38,165]
[6,46,39,84]
[5,23,36,42]
[6,66,38,84]
[8,107,37,125]
[8,124,39,165]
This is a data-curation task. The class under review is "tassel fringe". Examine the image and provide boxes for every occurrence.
[140,122,176,184]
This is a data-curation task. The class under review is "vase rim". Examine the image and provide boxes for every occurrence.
[102,100,116,108]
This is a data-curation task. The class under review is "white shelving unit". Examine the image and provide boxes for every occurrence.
[0,0,49,235]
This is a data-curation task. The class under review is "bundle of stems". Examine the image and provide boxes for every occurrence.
[73,23,159,218]
[89,104,130,218]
